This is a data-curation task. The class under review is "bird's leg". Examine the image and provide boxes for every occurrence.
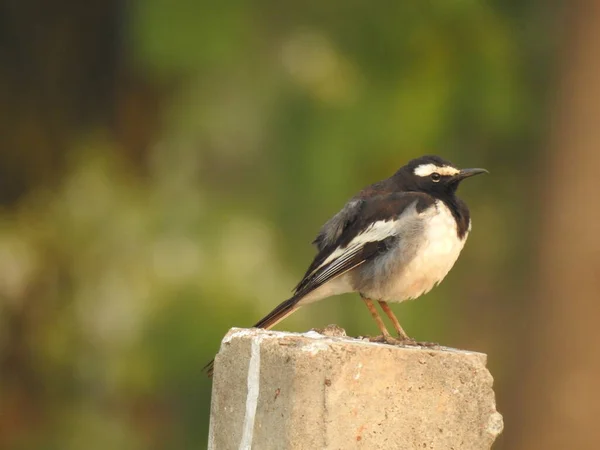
[361,297,392,338]
[378,301,439,347]
[378,301,410,341]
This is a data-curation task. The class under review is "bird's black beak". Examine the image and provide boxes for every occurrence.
[457,168,488,180]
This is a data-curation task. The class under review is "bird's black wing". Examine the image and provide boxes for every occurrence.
[312,199,365,251]
[295,191,434,297]
[312,177,401,251]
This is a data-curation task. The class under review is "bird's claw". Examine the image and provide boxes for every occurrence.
[366,334,392,343]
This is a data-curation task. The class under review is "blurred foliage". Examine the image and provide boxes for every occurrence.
[0,1,554,449]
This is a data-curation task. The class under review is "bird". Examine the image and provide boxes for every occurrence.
[205,155,487,376]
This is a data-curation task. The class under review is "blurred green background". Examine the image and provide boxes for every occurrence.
[3,1,600,449]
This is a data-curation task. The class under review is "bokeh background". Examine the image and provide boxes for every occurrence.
[2,1,600,449]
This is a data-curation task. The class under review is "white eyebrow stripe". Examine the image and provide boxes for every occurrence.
[413,163,460,177]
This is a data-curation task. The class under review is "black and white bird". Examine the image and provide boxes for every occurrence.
[206,155,487,375]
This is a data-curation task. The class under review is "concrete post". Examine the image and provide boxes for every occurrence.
[208,327,503,450]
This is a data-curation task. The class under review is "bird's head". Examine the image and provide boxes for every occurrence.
[395,155,488,196]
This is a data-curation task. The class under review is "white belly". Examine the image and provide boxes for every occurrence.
[360,201,468,302]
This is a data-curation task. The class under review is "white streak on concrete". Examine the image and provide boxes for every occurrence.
[304,330,323,339]
[354,362,363,380]
[223,328,257,344]
[239,336,263,450]
[301,340,330,355]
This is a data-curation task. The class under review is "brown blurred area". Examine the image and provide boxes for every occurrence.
[511,2,600,449]
[1,1,599,449]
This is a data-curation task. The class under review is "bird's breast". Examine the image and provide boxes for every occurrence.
[357,200,468,302]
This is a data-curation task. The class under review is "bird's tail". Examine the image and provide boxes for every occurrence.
[203,295,302,377]
[252,295,301,329]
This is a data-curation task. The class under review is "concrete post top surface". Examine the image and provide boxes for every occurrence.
[219,326,488,359]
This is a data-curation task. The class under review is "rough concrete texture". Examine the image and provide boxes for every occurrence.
[208,327,503,450]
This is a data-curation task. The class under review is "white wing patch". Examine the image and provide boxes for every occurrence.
[316,219,399,272]
[414,163,459,177]
[309,246,366,288]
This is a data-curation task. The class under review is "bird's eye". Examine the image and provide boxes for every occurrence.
[430,172,441,182]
